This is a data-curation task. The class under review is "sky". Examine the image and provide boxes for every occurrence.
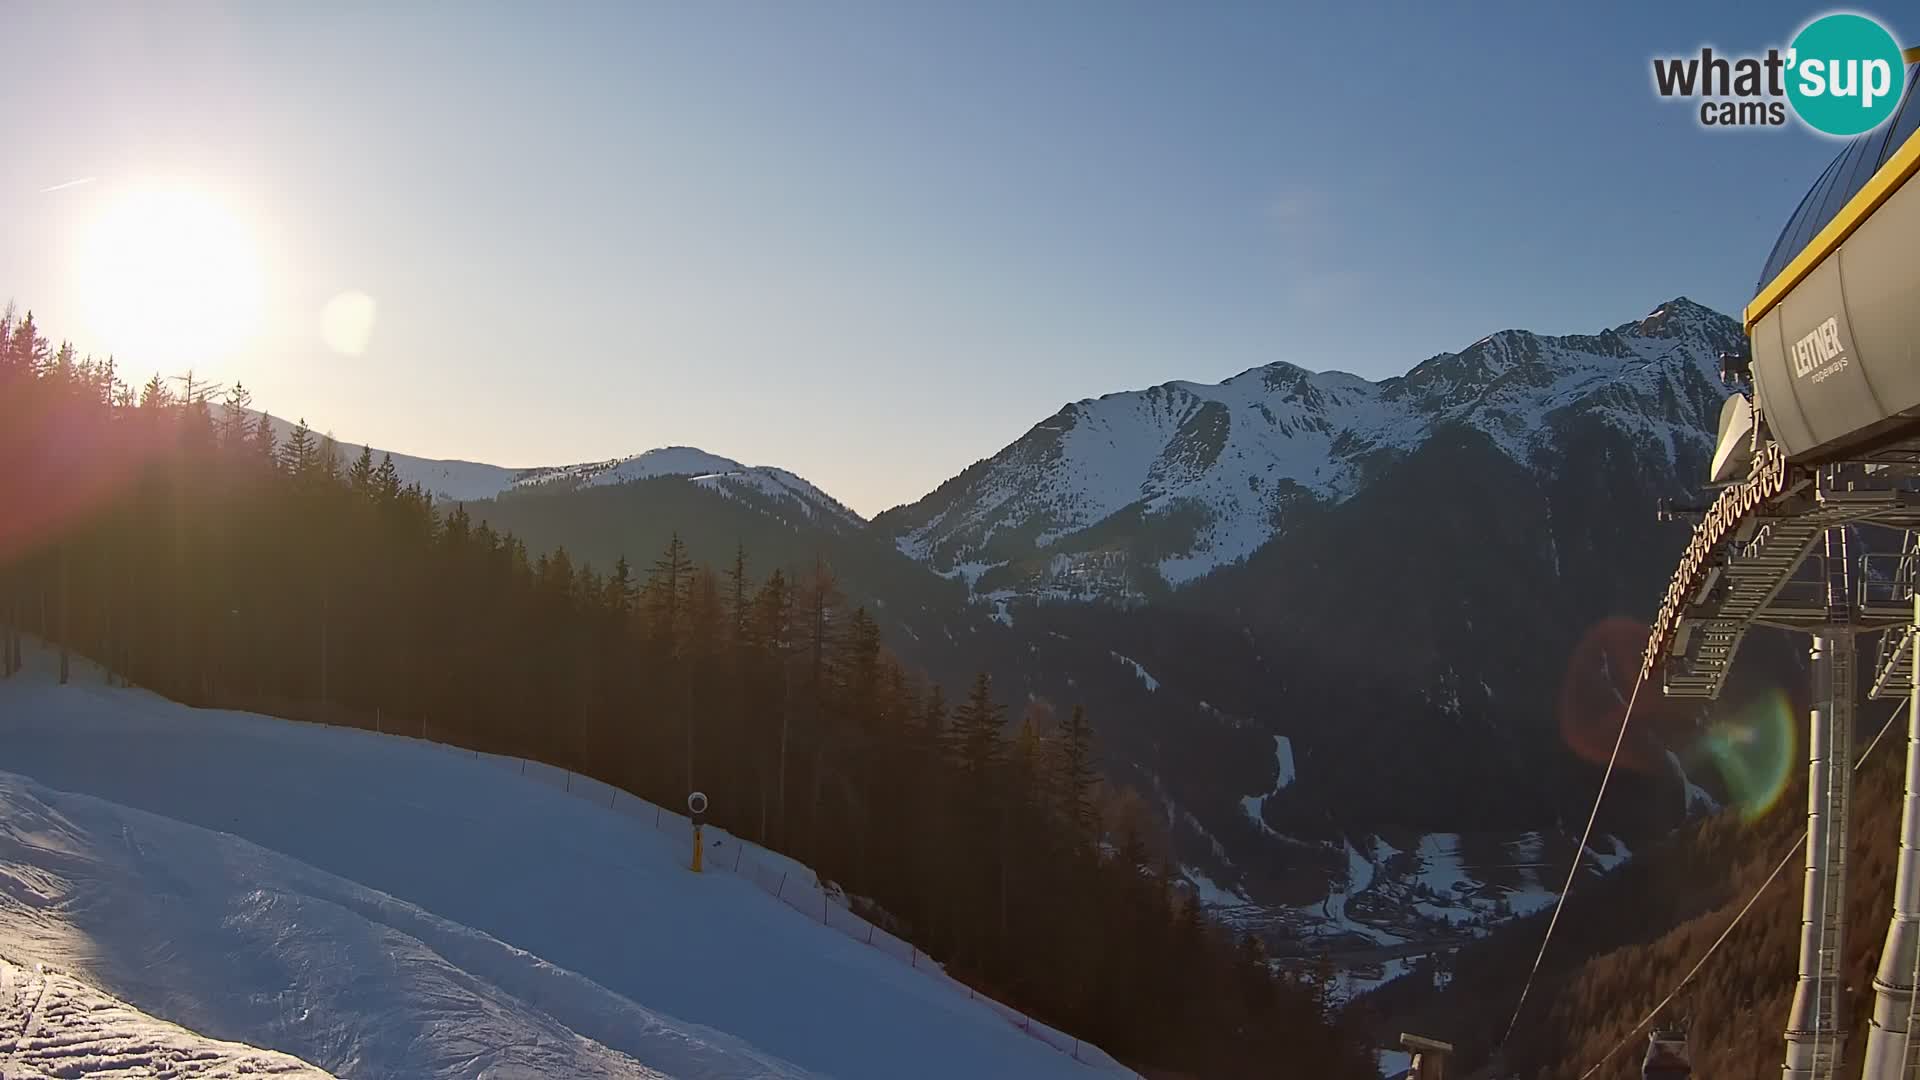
[0,2,1887,517]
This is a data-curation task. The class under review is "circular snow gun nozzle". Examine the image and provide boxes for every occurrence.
[686,791,710,873]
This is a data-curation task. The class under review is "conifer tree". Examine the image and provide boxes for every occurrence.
[279,419,315,476]
[348,446,377,494]
[645,532,693,651]
[1055,703,1100,846]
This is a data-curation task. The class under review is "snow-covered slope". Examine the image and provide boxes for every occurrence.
[0,646,1119,1080]
[0,958,334,1079]
[258,413,526,501]
[514,447,864,530]
[879,298,1739,594]
[255,413,863,529]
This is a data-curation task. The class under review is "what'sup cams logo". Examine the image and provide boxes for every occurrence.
[1652,12,1910,136]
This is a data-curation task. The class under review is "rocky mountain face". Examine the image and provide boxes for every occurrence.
[876,298,1738,603]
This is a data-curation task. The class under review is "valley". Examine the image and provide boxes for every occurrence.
[251,297,1745,998]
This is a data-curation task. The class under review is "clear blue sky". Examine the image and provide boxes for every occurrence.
[0,2,1883,516]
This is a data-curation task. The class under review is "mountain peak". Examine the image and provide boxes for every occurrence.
[1625,296,1731,339]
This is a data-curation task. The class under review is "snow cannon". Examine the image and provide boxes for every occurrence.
[687,791,709,873]
[1737,58,1920,471]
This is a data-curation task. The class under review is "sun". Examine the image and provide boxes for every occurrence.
[76,182,265,369]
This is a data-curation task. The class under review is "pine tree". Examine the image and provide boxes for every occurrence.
[950,671,1006,783]
[753,568,794,842]
[1055,704,1100,846]
[348,445,377,495]
[220,384,254,450]
[724,543,750,646]
[374,453,400,500]
[604,555,635,614]
[139,372,174,410]
[317,434,343,485]
[252,412,279,468]
[279,419,315,476]
[644,532,693,651]
[9,312,48,378]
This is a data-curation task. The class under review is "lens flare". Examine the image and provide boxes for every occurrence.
[320,291,377,356]
[1699,689,1796,822]
[1559,617,1694,776]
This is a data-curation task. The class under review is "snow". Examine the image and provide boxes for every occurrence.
[988,594,1016,627]
[889,300,1732,593]
[257,413,862,527]
[1378,1048,1414,1078]
[1179,866,1249,907]
[0,647,1129,1080]
[688,467,864,527]
[1501,883,1561,917]
[1238,736,1297,839]
[1273,735,1296,788]
[1333,957,1409,1000]
[518,448,862,528]
[938,560,1008,590]
[1108,652,1159,691]
[1239,796,1280,838]
[1414,902,1480,926]
[1586,835,1634,872]
[1413,833,1470,896]
[1345,839,1374,894]
[1298,840,1403,947]
[1506,830,1545,864]
[0,958,334,1079]
[260,414,524,503]
[518,446,748,488]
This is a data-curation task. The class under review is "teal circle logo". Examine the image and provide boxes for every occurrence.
[1786,13,1907,136]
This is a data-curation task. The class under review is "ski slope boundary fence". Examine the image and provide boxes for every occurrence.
[429,739,1140,1077]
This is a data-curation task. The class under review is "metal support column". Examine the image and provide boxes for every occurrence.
[1786,628,1856,1080]
[1863,589,1920,1080]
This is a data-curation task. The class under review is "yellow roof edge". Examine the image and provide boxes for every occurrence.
[1745,121,1920,332]
[1907,45,1920,63]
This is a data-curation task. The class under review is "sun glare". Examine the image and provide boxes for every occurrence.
[76,182,265,369]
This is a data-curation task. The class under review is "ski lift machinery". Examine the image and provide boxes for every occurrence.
[1644,1021,1693,1078]
[1639,50,1920,1080]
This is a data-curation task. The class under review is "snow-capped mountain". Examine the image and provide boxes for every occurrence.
[255,413,862,533]
[512,447,864,531]
[878,298,1738,597]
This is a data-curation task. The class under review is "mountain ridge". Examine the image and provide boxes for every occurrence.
[254,412,864,531]
[875,296,1738,600]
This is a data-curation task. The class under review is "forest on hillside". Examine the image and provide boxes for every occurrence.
[0,306,1378,1079]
